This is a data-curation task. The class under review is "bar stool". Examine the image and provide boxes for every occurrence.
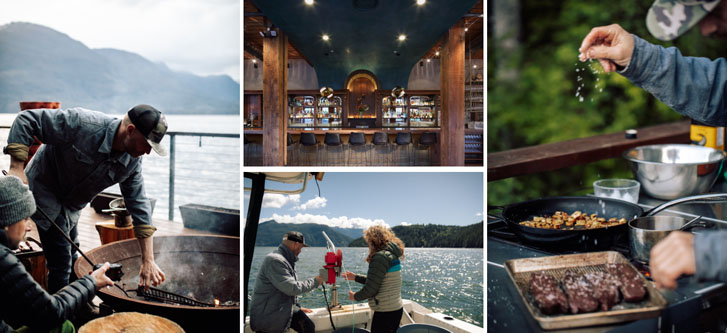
[394,132,412,166]
[298,132,318,166]
[347,132,367,166]
[415,132,437,166]
[371,132,390,166]
[323,133,344,166]
[286,133,297,166]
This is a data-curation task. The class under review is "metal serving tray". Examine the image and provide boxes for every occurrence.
[504,251,667,330]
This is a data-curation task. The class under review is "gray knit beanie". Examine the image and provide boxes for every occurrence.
[0,176,36,227]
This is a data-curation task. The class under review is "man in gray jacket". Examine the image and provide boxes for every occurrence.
[250,231,323,333]
[3,105,167,294]
[579,0,727,289]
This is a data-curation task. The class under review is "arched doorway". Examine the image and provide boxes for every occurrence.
[344,70,379,127]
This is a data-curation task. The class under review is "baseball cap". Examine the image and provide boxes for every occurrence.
[647,0,721,41]
[284,231,309,247]
[127,104,168,156]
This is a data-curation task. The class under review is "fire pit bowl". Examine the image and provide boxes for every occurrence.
[73,235,239,331]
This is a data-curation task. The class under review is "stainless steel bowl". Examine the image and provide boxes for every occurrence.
[623,144,727,200]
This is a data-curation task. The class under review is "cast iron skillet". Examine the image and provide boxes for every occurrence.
[499,196,643,250]
[497,194,727,251]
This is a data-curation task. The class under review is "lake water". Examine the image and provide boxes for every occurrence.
[0,113,240,221]
[247,246,484,327]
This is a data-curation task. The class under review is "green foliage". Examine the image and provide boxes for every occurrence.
[348,222,484,248]
[488,0,726,205]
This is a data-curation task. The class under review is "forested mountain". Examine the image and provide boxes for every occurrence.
[253,220,353,247]
[348,222,483,248]
[0,22,239,114]
[331,226,364,239]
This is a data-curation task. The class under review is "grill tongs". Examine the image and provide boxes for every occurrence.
[130,286,215,307]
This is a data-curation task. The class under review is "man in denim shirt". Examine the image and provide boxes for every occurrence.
[579,0,727,289]
[3,105,167,294]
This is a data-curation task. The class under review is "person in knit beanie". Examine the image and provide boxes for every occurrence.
[0,175,114,333]
[0,175,36,249]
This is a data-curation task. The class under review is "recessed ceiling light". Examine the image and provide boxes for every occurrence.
[417,0,426,5]
[464,27,469,32]
[305,0,313,5]
[252,59,257,63]
[398,34,406,41]
[322,34,330,41]
[435,51,439,56]
[473,65,477,68]
[426,59,431,63]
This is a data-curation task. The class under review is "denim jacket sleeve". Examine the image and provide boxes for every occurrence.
[118,167,152,227]
[694,231,727,282]
[7,108,80,146]
[620,35,727,126]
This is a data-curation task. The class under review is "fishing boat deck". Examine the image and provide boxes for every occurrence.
[26,206,221,252]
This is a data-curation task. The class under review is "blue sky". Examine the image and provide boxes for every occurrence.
[0,0,240,81]
[244,172,484,229]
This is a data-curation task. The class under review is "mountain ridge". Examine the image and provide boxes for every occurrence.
[348,222,484,248]
[0,22,238,114]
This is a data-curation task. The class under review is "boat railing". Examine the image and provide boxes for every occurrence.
[487,120,691,181]
[165,131,239,220]
[0,126,240,221]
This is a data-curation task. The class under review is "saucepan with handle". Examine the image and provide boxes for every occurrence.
[628,193,727,262]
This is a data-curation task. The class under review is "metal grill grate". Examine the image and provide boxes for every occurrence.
[135,287,215,307]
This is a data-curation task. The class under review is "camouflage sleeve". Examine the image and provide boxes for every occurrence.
[620,35,727,126]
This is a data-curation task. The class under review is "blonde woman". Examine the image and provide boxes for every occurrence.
[343,225,404,333]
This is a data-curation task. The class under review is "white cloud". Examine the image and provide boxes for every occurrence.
[295,197,327,210]
[262,194,300,208]
[475,212,483,217]
[266,213,389,229]
[400,222,410,226]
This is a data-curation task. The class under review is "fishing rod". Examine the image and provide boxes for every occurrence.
[319,231,344,330]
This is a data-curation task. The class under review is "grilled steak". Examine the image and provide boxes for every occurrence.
[529,272,568,315]
[584,271,621,311]
[606,263,646,302]
[562,270,599,314]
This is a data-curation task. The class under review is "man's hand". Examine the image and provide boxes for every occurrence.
[139,260,166,290]
[90,262,114,289]
[315,275,323,285]
[8,156,28,184]
[301,307,313,313]
[137,236,166,290]
[650,231,697,289]
[579,24,635,73]
[342,271,356,281]
[348,290,355,301]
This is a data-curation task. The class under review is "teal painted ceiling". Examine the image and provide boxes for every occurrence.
[251,0,479,90]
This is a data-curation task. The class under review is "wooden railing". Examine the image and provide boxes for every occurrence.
[488,120,691,181]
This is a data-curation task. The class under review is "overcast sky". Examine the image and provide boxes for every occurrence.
[244,172,484,229]
[0,0,240,82]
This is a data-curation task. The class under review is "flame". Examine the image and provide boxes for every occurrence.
[214,298,220,307]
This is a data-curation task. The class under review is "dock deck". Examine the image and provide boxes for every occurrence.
[27,207,220,252]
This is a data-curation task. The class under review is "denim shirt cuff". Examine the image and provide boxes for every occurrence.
[620,34,653,83]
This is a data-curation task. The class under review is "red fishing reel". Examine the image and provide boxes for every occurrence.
[323,249,342,285]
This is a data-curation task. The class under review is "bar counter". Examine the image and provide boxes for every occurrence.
[243,127,483,143]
